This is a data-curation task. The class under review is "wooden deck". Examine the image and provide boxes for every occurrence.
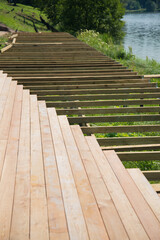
[0,70,160,239]
[0,32,160,168]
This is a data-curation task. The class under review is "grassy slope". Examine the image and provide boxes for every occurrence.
[77,30,160,76]
[0,0,49,33]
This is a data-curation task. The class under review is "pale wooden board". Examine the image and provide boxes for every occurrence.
[59,115,110,240]
[30,95,49,240]
[0,78,11,121]
[0,74,5,95]
[38,101,69,240]
[0,85,23,240]
[48,108,89,240]
[0,140,7,179]
[104,150,160,240]
[128,169,160,221]
[0,81,17,140]
[10,90,30,240]
[84,134,149,240]
[152,184,160,193]
[70,124,129,240]
[0,78,12,178]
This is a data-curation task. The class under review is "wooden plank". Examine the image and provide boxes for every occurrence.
[35,92,160,100]
[104,150,160,239]
[128,168,160,221]
[0,85,23,240]
[0,78,11,121]
[5,69,132,74]
[38,101,69,240]
[21,81,152,88]
[144,74,160,79]
[0,79,16,177]
[102,144,160,152]
[59,115,110,240]
[143,171,160,181]
[26,85,160,92]
[0,140,7,179]
[68,115,160,124]
[70,124,129,240]
[10,90,30,240]
[81,125,160,134]
[0,81,17,140]
[48,108,89,240]
[117,151,160,161]
[46,99,160,108]
[98,136,160,147]
[13,75,143,80]
[20,78,149,85]
[30,95,49,240]
[152,184,160,193]
[83,133,149,240]
[0,73,5,94]
[29,88,160,96]
[1,44,13,53]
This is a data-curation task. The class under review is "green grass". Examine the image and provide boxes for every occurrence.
[0,35,9,50]
[0,0,50,32]
[77,30,160,171]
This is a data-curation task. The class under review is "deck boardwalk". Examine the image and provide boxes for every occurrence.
[0,32,160,168]
[0,71,159,239]
[0,32,160,238]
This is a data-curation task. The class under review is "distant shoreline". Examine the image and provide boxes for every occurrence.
[125,9,160,13]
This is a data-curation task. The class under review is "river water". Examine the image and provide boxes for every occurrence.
[123,12,160,62]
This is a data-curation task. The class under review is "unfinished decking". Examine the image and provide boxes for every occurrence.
[0,71,160,239]
[1,32,160,165]
[0,32,160,238]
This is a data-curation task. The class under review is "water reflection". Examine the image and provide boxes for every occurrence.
[123,13,160,62]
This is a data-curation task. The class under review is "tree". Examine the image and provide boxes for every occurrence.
[127,0,141,9]
[145,0,156,11]
[58,0,125,39]
[139,0,146,8]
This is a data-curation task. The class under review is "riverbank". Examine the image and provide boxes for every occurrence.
[125,9,160,13]
[77,30,160,79]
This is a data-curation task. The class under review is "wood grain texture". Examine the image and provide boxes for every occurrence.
[128,168,160,221]
[84,134,149,240]
[48,108,89,240]
[30,95,49,240]
[104,150,160,240]
[59,115,110,240]
[10,90,30,240]
[38,101,69,240]
[0,85,22,240]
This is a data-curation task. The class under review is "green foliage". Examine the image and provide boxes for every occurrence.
[77,30,133,60]
[145,0,157,11]
[61,0,125,38]
[0,35,9,50]
[35,0,125,39]
[77,30,160,75]
[127,0,141,10]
